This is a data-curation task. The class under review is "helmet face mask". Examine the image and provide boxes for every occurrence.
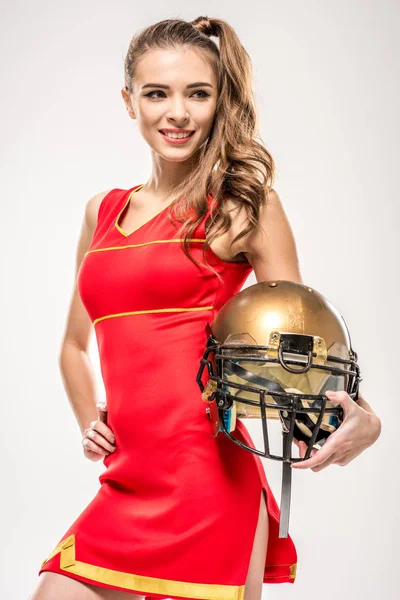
[196,281,362,538]
[198,329,360,458]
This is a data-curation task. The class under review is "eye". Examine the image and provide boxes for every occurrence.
[144,90,210,100]
[193,90,210,98]
[144,90,166,99]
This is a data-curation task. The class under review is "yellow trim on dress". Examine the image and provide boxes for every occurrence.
[85,238,207,256]
[93,306,214,326]
[41,534,247,600]
[115,185,145,237]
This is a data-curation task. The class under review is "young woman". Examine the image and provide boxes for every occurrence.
[31,16,381,600]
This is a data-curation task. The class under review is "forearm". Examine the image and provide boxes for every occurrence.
[356,392,382,440]
[58,343,100,437]
[356,392,377,416]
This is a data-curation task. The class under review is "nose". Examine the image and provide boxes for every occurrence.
[165,97,190,124]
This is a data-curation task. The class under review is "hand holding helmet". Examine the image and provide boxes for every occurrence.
[197,280,362,538]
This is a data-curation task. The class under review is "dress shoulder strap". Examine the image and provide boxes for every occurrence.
[97,188,128,224]
[88,188,129,248]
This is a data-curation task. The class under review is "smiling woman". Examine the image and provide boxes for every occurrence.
[32,15,298,600]
[121,48,219,214]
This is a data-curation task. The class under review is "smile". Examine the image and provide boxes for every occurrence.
[159,130,196,144]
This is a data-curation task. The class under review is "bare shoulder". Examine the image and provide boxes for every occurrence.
[206,191,278,261]
[58,188,114,354]
[215,189,280,252]
[84,189,114,233]
[227,188,303,283]
[77,188,113,265]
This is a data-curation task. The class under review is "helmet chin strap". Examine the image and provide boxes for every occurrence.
[224,359,328,538]
[222,360,292,536]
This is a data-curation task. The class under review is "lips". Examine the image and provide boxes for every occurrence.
[159,130,195,136]
[158,130,196,144]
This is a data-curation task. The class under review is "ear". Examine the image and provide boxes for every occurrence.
[121,88,136,120]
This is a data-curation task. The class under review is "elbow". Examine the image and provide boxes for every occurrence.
[58,341,87,368]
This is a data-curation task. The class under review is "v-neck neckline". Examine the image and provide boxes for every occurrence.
[115,184,173,238]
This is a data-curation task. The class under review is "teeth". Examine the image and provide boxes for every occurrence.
[162,131,193,139]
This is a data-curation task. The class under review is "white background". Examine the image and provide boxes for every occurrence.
[1,1,398,598]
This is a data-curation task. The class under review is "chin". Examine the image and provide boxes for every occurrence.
[157,146,202,163]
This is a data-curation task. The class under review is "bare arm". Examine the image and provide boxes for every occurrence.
[58,190,112,437]
[240,188,381,428]
[240,188,304,284]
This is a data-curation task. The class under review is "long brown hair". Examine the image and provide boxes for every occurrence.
[123,16,275,279]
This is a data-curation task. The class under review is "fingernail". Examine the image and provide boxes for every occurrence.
[326,391,336,397]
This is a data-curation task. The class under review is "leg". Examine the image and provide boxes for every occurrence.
[28,571,144,600]
[244,488,269,600]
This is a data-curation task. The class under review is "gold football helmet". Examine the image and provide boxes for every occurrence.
[196,280,362,537]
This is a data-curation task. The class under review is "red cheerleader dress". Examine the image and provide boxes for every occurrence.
[39,184,297,599]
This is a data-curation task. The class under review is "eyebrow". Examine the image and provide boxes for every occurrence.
[141,82,214,90]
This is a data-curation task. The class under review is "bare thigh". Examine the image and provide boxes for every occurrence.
[244,488,269,600]
[28,571,143,600]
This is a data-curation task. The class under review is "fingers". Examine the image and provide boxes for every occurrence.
[297,440,318,458]
[82,419,116,455]
[291,438,334,469]
[82,436,110,456]
[309,452,338,472]
[89,419,115,446]
[96,401,108,424]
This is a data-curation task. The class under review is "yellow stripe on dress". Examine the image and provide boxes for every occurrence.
[40,533,247,600]
[40,534,297,597]
[93,306,214,326]
[85,238,206,256]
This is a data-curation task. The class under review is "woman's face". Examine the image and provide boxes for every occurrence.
[122,47,218,163]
